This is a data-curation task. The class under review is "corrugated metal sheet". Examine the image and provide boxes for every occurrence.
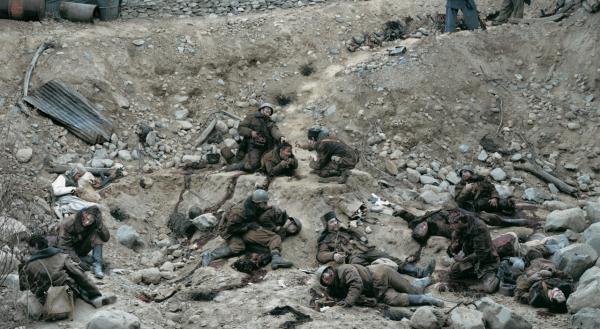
[24,80,113,144]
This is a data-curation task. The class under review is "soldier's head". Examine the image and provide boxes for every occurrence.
[258,103,274,117]
[27,234,49,251]
[448,209,469,231]
[285,217,302,235]
[279,143,293,159]
[323,211,340,232]
[66,163,87,181]
[459,165,474,180]
[80,206,101,227]
[307,127,329,141]
[251,189,269,209]
[316,265,335,286]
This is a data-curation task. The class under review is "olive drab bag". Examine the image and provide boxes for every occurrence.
[39,262,74,321]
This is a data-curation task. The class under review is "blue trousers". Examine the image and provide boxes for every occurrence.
[445,0,480,32]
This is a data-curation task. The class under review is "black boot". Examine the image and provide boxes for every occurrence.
[201,245,233,267]
[92,245,105,279]
[401,259,435,278]
[407,294,444,307]
[270,250,293,270]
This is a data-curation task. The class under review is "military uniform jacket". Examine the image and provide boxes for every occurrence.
[260,148,298,177]
[317,227,372,263]
[221,197,267,239]
[59,215,110,254]
[237,112,283,150]
[455,175,499,206]
[450,215,499,277]
[311,136,359,170]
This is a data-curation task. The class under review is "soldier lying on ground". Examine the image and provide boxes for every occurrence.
[455,165,516,215]
[297,127,359,184]
[19,235,116,310]
[52,164,98,218]
[223,103,287,173]
[260,142,299,177]
[201,189,297,269]
[514,258,574,313]
[446,209,500,293]
[315,264,444,308]
[58,206,109,279]
[317,211,435,278]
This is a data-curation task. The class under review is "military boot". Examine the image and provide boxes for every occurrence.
[91,294,117,308]
[407,294,445,307]
[270,250,293,270]
[413,276,432,291]
[92,245,105,279]
[202,245,233,267]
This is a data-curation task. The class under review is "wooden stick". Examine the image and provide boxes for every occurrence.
[220,110,242,121]
[514,162,578,195]
[197,118,217,146]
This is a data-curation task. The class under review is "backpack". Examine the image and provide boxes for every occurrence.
[43,286,74,321]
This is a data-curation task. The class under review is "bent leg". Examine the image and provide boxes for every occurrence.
[462,7,481,30]
[227,237,246,254]
[243,228,282,252]
[382,288,410,306]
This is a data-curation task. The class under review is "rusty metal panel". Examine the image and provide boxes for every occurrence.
[24,80,113,144]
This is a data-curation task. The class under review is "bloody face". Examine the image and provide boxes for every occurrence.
[286,220,298,235]
[321,268,335,286]
[280,146,292,159]
[81,212,95,227]
[260,107,273,117]
[414,221,429,239]
[461,171,473,180]
[327,218,340,232]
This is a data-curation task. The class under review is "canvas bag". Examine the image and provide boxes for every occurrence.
[39,262,74,321]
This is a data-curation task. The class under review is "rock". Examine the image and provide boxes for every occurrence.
[407,168,421,183]
[367,134,385,145]
[190,213,218,231]
[458,144,470,153]
[132,39,145,46]
[567,122,581,130]
[419,190,452,205]
[477,150,488,162]
[490,168,507,181]
[146,131,159,146]
[140,267,162,284]
[159,261,175,272]
[449,306,484,329]
[223,138,237,148]
[565,162,579,171]
[86,310,141,329]
[446,171,461,185]
[116,225,143,250]
[409,306,440,329]
[177,120,193,130]
[545,208,589,232]
[572,308,600,329]
[113,93,130,109]
[578,175,592,185]
[174,108,189,120]
[215,120,229,133]
[131,149,139,160]
[385,159,398,176]
[140,176,154,189]
[548,183,559,194]
[15,148,33,163]
[552,243,598,279]
[582,222,600,255]
[511,153,522,161]
[475,297,532,329]
[117,150,132,161]
[522,187,552,203]
[494,185,514,199]
[543,200,569,211]
[420,175,439,185]
[0,216,28,242]
[585,202,600,223]
[567,266,600,312]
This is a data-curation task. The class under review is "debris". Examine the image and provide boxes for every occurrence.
[24,80,113,144]
[514,162,578,195]
[15,148,33,163]
[59,2,98,23]
[265,305,312,329]
[86,310,141,329]
[17,41,54,116]
[197,118,217,146]
[132,39,145,46]
[388,46,406,56]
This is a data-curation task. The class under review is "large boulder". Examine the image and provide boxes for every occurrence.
[0,216,28,243]
[522,187,552,203]
[475,297,532,329]
[552,243,598,280]
[571,308,600,329]
[116,225,144,250]
[409,306,441,329]
[585,202,600,223]
[545,208,589,233]
[419,190,453,205]
[567,267,600,313]
[87,310,141,329]
[582,222,600,255]
[449,306,485,329]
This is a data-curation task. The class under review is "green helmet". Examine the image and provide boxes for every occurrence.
[251,189,269,203]
[289,217,302,232]
[315,265,332,285]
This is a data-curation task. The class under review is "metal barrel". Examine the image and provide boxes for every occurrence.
[0,0,45,21]
[59,2,98,23]
[96,0,119,21]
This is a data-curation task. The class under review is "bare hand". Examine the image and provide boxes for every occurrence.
[280,136,287,144]
[251,131,258,139]
[489,198,498,207]
[465,183,473,191]
[333,253,345,264]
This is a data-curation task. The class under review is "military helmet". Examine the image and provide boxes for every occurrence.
[458,165,474,176]
[315,265,332,285]
[307,127,321,141]
[289,217,302,232]
[251,189,269,203]
[259,103,274,112]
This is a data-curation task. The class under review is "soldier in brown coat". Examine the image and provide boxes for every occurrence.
[58,206,109,279]
[225,103,286,172]
[317,211,434,278]
[455,166,516,215]
[316,264,444,307]
[19,235,115,308]
[260,142,298,177]
[202,190,295,269]
[514,258,573,313]
[299,127,359,183]
[446,209,500,293]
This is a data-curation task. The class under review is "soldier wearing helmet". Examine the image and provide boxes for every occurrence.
[224,103,287,173]
[455,165,516,215]
[201,189,294,269]
[297,127,359,184]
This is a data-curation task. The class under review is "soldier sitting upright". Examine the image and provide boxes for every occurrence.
[260,142,298,177]
[455,165,516,215]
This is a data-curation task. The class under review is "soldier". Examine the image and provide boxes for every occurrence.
[224,103,286,172]
[260,142,298,177]
[58,206,109,279]
[19,235,116,309]
[201,190,295,269]
[298,127,359,184]
[317,211,435,278]
[445,0,480,33]
[494,0,527,25]
[514,258,573,313]
[455,165,516,215]
[52,164,98,218]
[315,264,444,307]
[395,208,454,244]
[446,209,500,293]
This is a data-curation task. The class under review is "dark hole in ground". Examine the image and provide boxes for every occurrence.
[110,206,129,221]
[276,94,293,106]
[300,64,315,76]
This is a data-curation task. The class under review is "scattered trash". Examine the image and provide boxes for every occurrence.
[265,305,312,329]
[388,46,407,56]
[24,80,113,144]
